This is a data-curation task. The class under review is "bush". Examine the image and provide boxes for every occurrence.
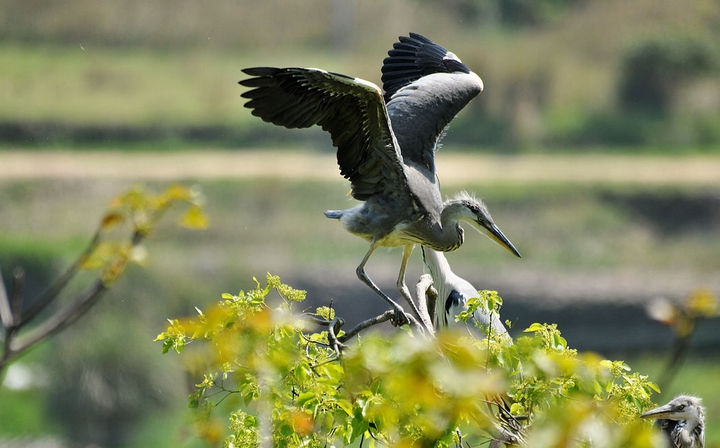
[617,34,719,115]
[158,274,664,447]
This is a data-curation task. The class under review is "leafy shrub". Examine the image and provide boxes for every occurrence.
[158,274,663,447]
[618,34,718,115]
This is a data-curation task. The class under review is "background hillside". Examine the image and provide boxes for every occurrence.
[1,0,719,150]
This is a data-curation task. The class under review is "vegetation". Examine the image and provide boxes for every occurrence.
[157,274,662,447]
[0,184,208,446]
[0,184,207,374]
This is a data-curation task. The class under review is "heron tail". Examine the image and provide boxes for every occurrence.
[324,210,343,220]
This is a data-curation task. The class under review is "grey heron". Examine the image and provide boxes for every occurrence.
[420,245,511,340]
[239,33,520,327]
[641,395,705,448]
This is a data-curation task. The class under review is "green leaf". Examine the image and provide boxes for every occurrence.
[524,322,545,333]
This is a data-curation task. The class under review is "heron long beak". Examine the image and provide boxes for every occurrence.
[481,223,522,258]
[640,403,677,419]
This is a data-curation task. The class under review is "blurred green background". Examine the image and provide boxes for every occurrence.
[1,0,719,447]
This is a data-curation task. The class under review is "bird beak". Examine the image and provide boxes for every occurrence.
[640,402,677,419]
[481,222,522,258]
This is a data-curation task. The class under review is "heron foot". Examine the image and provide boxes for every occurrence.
[390,307,418,328]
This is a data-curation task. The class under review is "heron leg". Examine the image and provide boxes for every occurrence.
[397,245,434,335]
[356,242,416,327]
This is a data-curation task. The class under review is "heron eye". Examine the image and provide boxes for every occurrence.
[678,404,685,410]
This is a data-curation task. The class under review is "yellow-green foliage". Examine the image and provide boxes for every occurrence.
[82,184,208,285]
[157,275,663,447]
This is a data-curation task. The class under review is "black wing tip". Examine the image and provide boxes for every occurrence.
[394,32,446,53]
[409,32,431,41]
[402,32,434,45]
[382,32,450,71]
[241,66,278,76]
[381,32,456,99]
[239,67,276,86]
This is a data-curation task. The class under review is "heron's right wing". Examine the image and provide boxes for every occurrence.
[240,67,410,201]
[381,33,465,101]
[380,34,484,174]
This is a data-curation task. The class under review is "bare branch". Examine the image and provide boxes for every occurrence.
[0,269,14,330]
[1,229,148,371]
[338,310,395,343]
[19,230,101,329]
[3,279,108,367]
[327,317,346,355]
[11,268,24,327]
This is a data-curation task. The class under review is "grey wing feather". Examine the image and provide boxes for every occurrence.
[240,67,408,201]
[381,32,462,101]
[381,34,484,173]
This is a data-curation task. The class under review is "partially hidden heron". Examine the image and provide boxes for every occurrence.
[641,395,705,448]
[239,33,520,328]
[420,245,511,340]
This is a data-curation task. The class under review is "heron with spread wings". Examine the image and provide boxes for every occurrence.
[239,33,520,329]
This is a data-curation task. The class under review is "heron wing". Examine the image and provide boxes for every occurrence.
[240,67,409,201]
[381,32,458,101]
[381,34,484,174]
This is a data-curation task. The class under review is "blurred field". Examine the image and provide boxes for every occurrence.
[4,149,720,185]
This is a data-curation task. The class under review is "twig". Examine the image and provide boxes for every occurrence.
[0,271,15,374]
[0,270,14,330]
[0,229,147,372]
[11,268,24,327]
[658,331,692,391]
[338,310,395,343]
[327,317,346,355]
[2,279,108,369]
[18,231,101,329]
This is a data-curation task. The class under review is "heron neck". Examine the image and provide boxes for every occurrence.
[423,248,452,282]
[687,417,703,434]
[432,203,466,250]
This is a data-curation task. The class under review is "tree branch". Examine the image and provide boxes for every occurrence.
[0,229,147,373]
[0,270,14,330]
[338,310,395,343]
[18,231,101,329]
[3,279,109,367]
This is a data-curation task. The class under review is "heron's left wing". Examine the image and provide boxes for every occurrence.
[240,67,412,202]
[381,33,484,174]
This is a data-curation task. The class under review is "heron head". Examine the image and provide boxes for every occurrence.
[449,192,521,258]
[641,395,704,424]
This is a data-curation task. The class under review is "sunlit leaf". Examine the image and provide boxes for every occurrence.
[162,184,193,202]
[100,211,125,231]
[524,322,545,333]
[686,287,719,317]
[180,204,209,229]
